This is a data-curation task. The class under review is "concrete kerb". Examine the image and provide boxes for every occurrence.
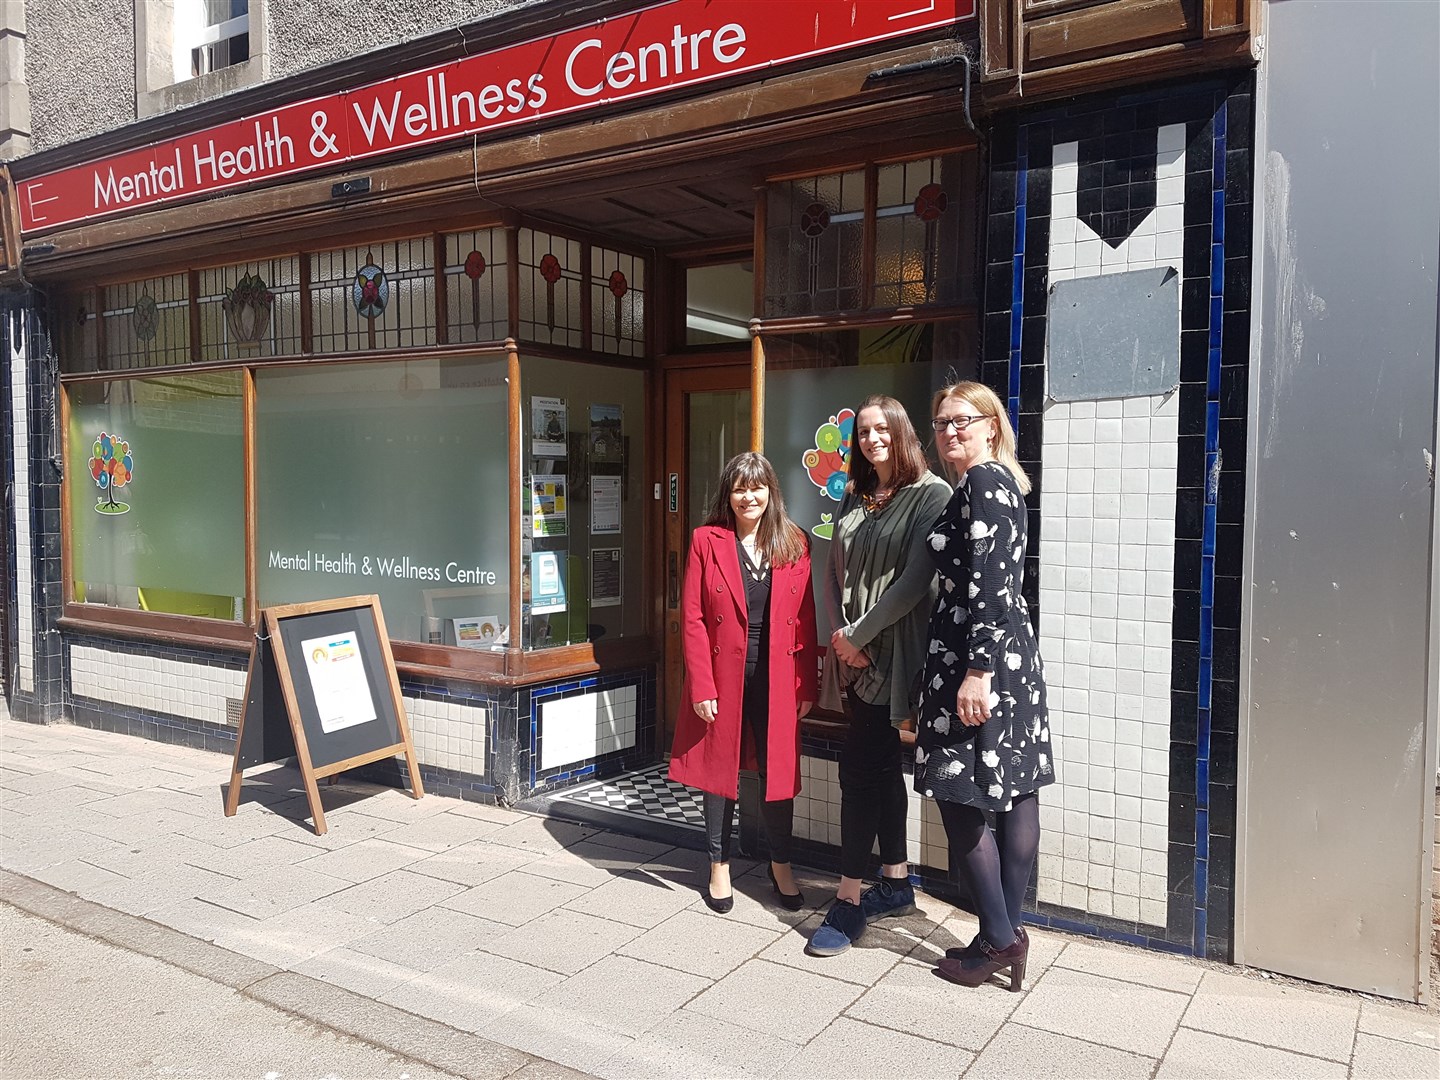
[0,868,560,1080]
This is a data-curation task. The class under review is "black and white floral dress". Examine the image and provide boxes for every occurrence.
[914,460,1053,812]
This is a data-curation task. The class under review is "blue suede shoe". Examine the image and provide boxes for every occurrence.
[806,898,866,956]
[859,876,918,923]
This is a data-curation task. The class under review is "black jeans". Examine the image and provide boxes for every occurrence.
[838,692,909,879]
[704,669,793,864]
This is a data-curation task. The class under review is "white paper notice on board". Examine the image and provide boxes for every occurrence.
[301,631,378,734]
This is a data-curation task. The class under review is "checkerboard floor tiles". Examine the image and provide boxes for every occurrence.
[556,763,708,830]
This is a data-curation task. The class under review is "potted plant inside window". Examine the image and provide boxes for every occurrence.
[221,272,275,349]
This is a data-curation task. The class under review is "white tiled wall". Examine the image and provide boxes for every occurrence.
[794,754,951,872]
[10,335,33,694]
[69,645,247,726]
[1034,123,1186,928]
[540,685,638,771]
[406,695,487,776]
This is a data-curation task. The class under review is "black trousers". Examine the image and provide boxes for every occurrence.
[704,668,794,864]
[838,692,910,879]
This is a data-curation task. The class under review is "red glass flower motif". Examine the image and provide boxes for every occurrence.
[464,251,487,280]
[913,183,949,222]
[539,253,562,284]
[608,270,628,299]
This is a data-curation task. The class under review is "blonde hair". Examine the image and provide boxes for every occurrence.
[931,381,1032,495]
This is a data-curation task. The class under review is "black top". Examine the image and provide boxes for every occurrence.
[737,537,771,675]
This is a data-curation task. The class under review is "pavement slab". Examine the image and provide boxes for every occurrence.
[762,910,913,985]
[294,836,432,883]
[1181,970,1360,1062]
[212,899,383,967]
[615,907,783,979]
[1154,1027,1347,1079]
[775,1015,974,1079]
[379,948,564,1032]
[1053,938,1205,993]
[481,1003,635,1073]
[687,957,865,1042]
[350,904,513,972]
[293,944,425,999]
[146,895,262,943]
[562,865,705,928]
[526,954,709,1036]
[966,1023,1156,1079]
[409,840,539,887]
[844,955,1026,1050]
[482,907,644,975]
[324,867,468,924]
[377,808,511,851]
[81,863,239,917]
[592,1007,802,1080]
[1350,1030,1440,1079]
[196,864,352,919]
[519,839,652,888]
[1356,1001,1440,1047]
[1012,965,1190,1058]
[484,815,599,855]
[440,870,590,926]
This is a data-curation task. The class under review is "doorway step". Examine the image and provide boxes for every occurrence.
[521,763,712,850]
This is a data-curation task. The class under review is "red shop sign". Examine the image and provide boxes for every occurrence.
[19,0,975,235]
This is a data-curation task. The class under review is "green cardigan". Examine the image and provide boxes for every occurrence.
[818,469,952,723]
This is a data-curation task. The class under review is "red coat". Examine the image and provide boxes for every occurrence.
[668,525,820,801]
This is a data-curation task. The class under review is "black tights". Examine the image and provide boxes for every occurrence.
[703,674,793,865]
[937,793,1041,949]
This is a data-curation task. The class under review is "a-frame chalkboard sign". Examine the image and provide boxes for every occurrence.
[225,595,424,834]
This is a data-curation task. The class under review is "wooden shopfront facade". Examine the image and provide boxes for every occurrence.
[2,0,1279,970]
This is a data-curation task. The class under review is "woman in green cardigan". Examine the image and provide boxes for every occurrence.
[807,394,952,957]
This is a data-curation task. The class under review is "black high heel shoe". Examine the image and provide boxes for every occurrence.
[935,934,1028,992]
[703,886,734,914]
[767,864,805,912]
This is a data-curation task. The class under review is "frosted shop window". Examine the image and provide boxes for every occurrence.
[763,152,978,318]
[65,373,246,620]
[254,356,510,646]
[761,322,978,641]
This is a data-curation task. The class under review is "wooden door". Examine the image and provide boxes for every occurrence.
[658,363,751,751]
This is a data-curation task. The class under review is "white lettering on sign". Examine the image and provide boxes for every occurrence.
[19,0,973,232]
[564,22,747,97]
[266,550,497,585]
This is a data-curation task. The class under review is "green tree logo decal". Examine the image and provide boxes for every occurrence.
[89,432,134,515]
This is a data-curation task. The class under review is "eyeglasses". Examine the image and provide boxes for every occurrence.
[931,414,992,432]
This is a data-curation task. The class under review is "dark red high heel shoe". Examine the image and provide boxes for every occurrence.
[945,925,1028,961]
[934,934,1028,991]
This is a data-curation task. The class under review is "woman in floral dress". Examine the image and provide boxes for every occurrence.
[916,381,1053,991]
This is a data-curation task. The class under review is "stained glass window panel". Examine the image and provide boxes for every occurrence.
[103,274,190,369]
[873,154,976,309]
[589,246,646,358]
[517,229,583,349]
[309,237,436,353]
[444,228,508,344]
[764,169,865,317]
[197,257,302,361]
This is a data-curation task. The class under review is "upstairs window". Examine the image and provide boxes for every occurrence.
[179,0,250,80]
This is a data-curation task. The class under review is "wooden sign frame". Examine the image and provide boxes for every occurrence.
[225,595,424,834]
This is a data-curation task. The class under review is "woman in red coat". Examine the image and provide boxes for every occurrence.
[668,452,819,914]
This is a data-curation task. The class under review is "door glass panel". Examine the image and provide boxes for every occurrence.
[687,390,751,530]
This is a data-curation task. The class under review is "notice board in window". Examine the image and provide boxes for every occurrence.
[225,595,424,834]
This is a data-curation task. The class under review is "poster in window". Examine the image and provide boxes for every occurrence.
[591,548,622,608]
[300,630,378,734]
[530,476,568,537]
[591,475,621,535]
[589,403,623,464]
[530,551,566,614]
[531,396,568,457]
[451,614,503,649]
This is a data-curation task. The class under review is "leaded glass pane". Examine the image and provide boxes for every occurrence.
[309,237,436,353]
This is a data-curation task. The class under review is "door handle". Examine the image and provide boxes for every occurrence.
[668,551,680,609]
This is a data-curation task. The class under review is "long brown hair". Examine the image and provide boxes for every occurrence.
[932,381,1032,494]
[845,394,930,498]
[703,452,807,567]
